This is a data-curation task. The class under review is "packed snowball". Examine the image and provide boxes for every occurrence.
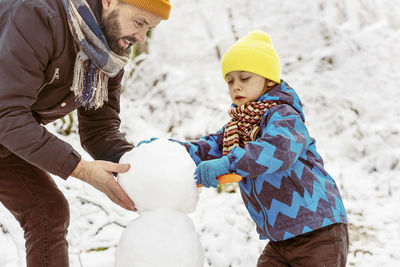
[117,138,199,213]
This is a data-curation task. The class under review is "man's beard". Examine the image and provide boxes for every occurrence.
[101,10,137,57]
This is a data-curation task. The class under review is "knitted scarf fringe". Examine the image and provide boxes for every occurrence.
[71,51,109,110]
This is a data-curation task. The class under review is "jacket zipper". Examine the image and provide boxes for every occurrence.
[250,177,276,241]
[38,68,59,92]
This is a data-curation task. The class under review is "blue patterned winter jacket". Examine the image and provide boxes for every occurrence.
[183,81,347,241]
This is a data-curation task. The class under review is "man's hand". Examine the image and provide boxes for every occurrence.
[71,159,136,211]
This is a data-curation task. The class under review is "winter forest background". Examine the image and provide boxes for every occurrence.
[1,0,400,266]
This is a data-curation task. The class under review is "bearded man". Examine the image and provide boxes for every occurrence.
[0,0,171,265]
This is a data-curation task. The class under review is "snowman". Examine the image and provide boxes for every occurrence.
[115,139,204,267]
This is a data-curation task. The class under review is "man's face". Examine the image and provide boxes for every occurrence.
[101,0,162,56]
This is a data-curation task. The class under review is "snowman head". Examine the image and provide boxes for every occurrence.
[118,139,199,213]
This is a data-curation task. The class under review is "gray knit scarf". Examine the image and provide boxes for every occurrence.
[62,0,129,109]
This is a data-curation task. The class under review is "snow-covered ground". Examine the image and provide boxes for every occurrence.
[1,0,400,266]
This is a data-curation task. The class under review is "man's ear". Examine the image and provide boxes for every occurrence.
[101,0,112,10]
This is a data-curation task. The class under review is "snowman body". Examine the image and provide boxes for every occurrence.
[115,139,204,267]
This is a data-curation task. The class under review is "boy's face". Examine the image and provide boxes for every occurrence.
[101,0,162,56]
[226,71,267,106]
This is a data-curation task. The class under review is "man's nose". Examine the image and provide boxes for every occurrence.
[135,29,147,44]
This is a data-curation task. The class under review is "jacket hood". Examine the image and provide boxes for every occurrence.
[258,80,305,122]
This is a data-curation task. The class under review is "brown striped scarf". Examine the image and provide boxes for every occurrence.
[222,100,282,155]
[62,0,129,110]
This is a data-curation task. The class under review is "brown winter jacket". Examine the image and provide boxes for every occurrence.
[0,0,133,178]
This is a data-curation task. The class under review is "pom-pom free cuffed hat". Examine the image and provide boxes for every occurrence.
[121,0,171,20]
[221,30,281,84]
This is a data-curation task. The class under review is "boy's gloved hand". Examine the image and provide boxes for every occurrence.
[137,137,158,147]
[195,156,230,188]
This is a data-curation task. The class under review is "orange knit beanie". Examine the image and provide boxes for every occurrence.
[121,0,171,20]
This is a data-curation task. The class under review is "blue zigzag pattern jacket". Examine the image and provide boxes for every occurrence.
[183,81,347,241]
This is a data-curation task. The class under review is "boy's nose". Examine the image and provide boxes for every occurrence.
[233,83,242,91]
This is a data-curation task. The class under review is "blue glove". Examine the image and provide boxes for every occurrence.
[137,137,158,147]
[195,156,231,188]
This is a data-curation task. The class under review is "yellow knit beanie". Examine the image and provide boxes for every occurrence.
[121,0,171,20]
[221,30,281,84]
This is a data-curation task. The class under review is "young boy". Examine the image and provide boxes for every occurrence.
[180,30,349,266]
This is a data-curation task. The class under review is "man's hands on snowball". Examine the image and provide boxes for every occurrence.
[195,156,231,188]
[70,137,198,211]
[71,159,136,211]
[69,138,161,212]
